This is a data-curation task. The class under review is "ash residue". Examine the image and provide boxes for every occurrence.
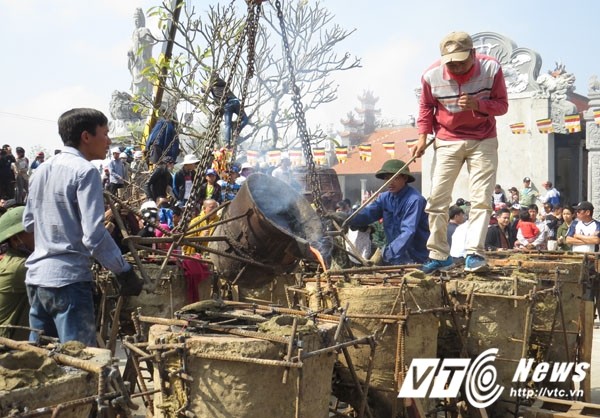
[56,341,93,360]
[258,315,317,337]
[0,351,65,391]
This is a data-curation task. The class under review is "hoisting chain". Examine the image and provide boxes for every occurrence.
[274,0,325,217]
[220,1,261,203]
[179,9,251,232]
[229,1,261,165]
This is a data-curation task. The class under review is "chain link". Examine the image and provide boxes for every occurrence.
[229,1,261,164]
[179,14,252,231]
[274,0,325,216]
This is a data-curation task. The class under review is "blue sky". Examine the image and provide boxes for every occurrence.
[1,0,598,156]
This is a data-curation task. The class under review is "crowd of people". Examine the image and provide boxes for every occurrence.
[1,30,599,349]
[331,156,600,272]
[0,106,304,346]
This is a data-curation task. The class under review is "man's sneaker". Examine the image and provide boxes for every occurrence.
[464,254,488,272]
[421,257,453,274]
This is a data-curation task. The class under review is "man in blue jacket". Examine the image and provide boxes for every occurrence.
[346,159,429,265]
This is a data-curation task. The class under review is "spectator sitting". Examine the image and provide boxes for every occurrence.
[492,184,507,206]
[199,168,223,204]
[157,197,174,230]
[515,209,540,249]
[447,205,466,248]
[528,203,548,249]
[450,221,469,264]
[184,199,221,255]
[543,203,559,250]
[455,198,471,218]
[485,208,515,250]
[335,199,352,215]
[508,186,519,205]
[218,166,241,202]
[556,206,574,251]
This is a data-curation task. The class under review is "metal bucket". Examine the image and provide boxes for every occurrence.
[209,173,323,287]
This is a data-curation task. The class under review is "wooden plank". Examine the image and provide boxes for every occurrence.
[579,300,594,402]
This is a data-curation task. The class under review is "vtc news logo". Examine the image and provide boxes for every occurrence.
[398,348,589,408]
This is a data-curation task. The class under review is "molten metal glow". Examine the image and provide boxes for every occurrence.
[310,245,328,273]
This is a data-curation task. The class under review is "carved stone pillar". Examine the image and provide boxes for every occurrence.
[584,84,600,208]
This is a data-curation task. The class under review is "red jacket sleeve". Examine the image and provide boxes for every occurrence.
[476,68,508,117]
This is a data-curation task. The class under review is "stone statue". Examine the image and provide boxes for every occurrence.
[534,62,577,134]
[128,8,156,98]
[589,75,600,94]
[108,90,144,139]
[535,62,576,99]
[472,32,542,94]
[109,91,139,121]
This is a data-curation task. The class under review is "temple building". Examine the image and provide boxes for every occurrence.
[334,31,599,210]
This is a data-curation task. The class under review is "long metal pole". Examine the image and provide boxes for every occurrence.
[342,136,435,228]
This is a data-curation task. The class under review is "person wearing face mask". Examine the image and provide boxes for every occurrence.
[0,206,34,339]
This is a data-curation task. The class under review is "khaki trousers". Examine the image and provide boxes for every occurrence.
[426,137,498,260]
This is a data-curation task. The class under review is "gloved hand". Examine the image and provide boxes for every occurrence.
[370,247,383,266]
[112,267,144,297]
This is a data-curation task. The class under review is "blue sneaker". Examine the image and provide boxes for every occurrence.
[464,254,488,272]
[421,257,453,274]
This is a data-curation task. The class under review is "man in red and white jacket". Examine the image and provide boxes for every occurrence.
[411,31,508,273]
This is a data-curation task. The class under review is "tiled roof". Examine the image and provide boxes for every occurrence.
[333,127,421,175]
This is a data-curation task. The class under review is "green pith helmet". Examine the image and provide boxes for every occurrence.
[375,159,416,183]
[0,206,26,243]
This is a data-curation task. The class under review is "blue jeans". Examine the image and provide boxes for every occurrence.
[223,99,249,146]
[27,282,96,346]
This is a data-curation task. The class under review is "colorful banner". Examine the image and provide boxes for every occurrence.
[335,146,348,164]
[536,118,554,134]
[382,142,395,158]
[289,148,303,166]
[405,138,418,146]
[564,114,581,133]
[359,144,372,161]
[266,150,281,166]
[246,150,260,166]
[509,122,527,134]
[594,109,600,126]
[313,147,327,165]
